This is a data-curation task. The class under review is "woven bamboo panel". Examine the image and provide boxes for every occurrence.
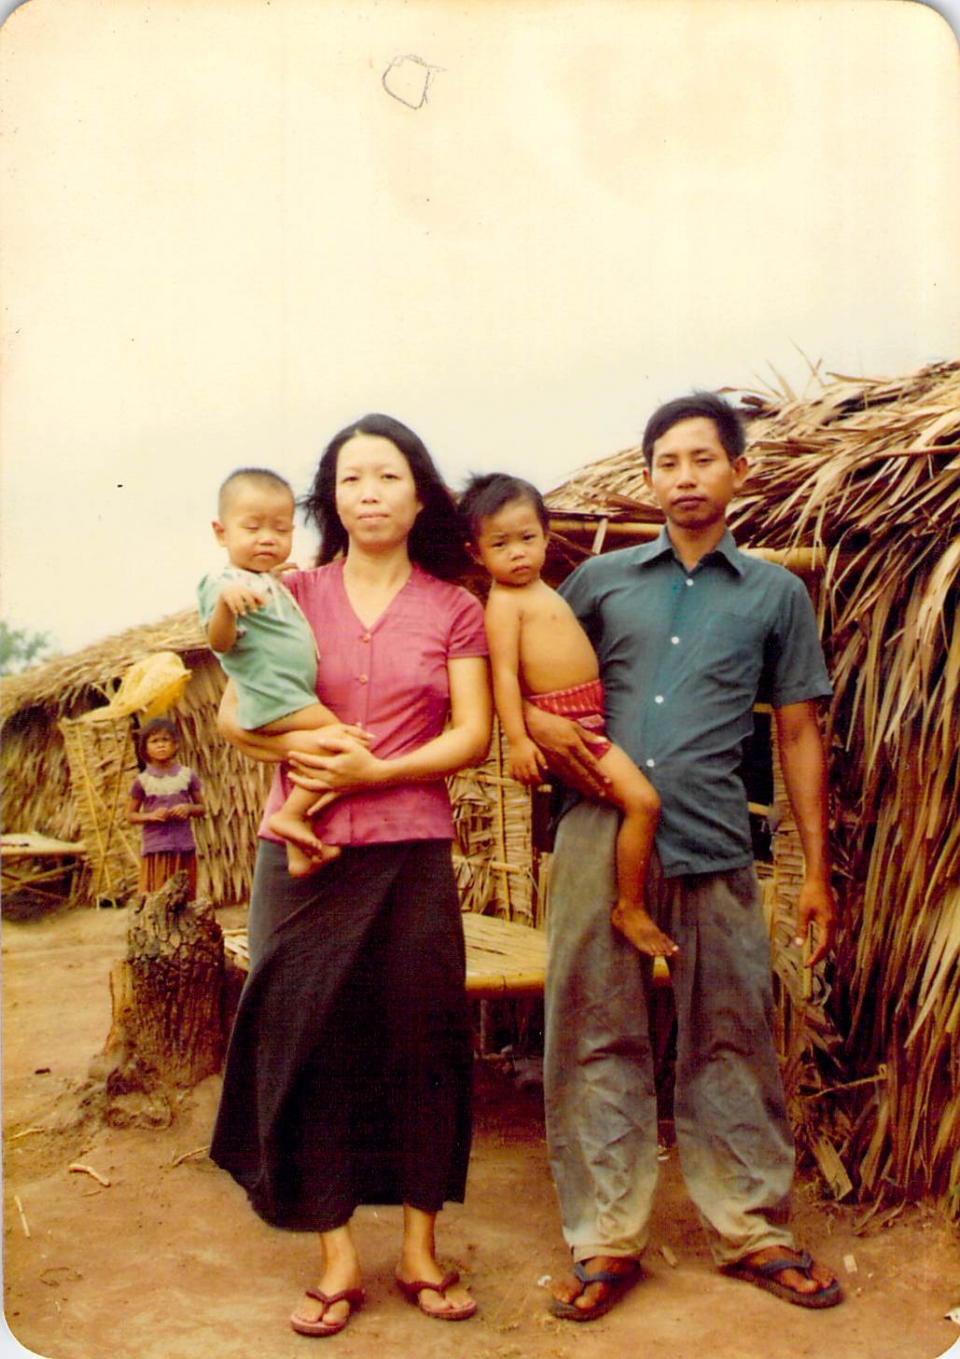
[58,713,140,902]
[448,719,548,928]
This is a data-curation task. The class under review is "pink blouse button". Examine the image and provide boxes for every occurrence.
[361,633,371,642]
[358,674,368,685]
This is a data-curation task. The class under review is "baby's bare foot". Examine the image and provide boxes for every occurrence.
[611,903,679,958]
[286,841,341,878]
[269,810,342,878]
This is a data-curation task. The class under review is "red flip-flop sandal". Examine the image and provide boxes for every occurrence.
[289,1285,365,1336]
[396,1270,477,1320]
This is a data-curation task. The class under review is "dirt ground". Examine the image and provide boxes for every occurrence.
[3,901,959,1359]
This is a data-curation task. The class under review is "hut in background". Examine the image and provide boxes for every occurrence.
[1,610,271,907]
[2,360,956,1219]
[530,359,958,1221]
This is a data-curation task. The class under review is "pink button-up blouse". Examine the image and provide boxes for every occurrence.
[258,561,488,846]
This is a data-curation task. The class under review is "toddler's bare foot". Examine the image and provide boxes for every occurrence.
[285,840,341,878]
[611,902,679,958]
[269,809,342,878]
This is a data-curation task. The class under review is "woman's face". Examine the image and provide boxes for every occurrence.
[335,434,423,553]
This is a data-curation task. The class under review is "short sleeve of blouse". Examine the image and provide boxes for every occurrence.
[443,585,487,658]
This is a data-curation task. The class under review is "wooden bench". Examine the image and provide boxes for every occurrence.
[1,832,86,909]
[222,912,669,999]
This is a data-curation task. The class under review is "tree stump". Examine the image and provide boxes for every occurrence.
[94,871,225,1125]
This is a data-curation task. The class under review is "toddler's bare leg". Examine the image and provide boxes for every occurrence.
[268,784,341,879]
[600,746,678,958]
[257,702,340,734]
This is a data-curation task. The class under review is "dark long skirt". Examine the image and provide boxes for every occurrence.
[210,839,473,1231]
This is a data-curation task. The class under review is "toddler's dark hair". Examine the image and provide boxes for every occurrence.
[458,473,549,539]
[218,468,295,518]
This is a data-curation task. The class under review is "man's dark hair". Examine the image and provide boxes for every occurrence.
[642,391,746,467]
[458,472,549,539]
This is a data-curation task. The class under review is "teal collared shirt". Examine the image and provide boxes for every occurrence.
[560,527,832,878]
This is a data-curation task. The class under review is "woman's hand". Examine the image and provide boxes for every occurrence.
[287,733,386,796]
[523,704,610,799]
[285,724,372,755]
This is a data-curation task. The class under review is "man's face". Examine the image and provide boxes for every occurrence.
[644,416,747,532]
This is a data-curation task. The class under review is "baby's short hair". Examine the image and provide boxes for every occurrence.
[218,467,295,518]
[458,473,549,538]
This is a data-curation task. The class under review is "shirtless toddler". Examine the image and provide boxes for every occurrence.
[459,473,676,958]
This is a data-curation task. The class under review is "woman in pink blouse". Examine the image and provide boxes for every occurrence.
[210,415,492,1337]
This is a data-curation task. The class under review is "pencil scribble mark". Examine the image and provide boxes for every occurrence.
[382,55,443,110]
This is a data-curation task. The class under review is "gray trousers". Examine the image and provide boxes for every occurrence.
[544,802,795,1266]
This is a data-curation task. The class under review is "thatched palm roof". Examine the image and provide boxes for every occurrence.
[1,608,270,905]
[1,609,208,722]
[3,360,957,1213]
[544,360,960,1218]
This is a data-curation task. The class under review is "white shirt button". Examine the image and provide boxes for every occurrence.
[671,636,680,645]
[655,695,664,704]
[646,759,656,768]
[686,579,694,587]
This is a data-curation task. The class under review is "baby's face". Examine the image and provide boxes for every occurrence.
[474,497,548,588]
[214,485,295,573]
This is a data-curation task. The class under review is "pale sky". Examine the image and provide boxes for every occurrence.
[1,0,958,655]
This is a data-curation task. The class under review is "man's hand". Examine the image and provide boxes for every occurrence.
[523,704,609,800]
[796,875,837,967]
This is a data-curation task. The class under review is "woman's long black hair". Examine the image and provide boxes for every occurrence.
[300,414,471,581]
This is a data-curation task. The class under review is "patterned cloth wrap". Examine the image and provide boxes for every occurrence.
[527,678,612,759]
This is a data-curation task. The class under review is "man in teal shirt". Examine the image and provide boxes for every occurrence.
[529,393,841,1320]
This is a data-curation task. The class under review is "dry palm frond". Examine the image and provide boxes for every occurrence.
[721,364,959,1215]
[544,360,960,1217]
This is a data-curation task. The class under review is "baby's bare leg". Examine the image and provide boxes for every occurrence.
[268,784,341,879]
[253,707,343,876]
[257,702,337,735]
[600,746,678,958]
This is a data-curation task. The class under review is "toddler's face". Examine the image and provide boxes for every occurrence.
[214,486,295,573]
[474,497,547,588]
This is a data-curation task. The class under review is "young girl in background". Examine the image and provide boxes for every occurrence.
[127,718,205,896]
